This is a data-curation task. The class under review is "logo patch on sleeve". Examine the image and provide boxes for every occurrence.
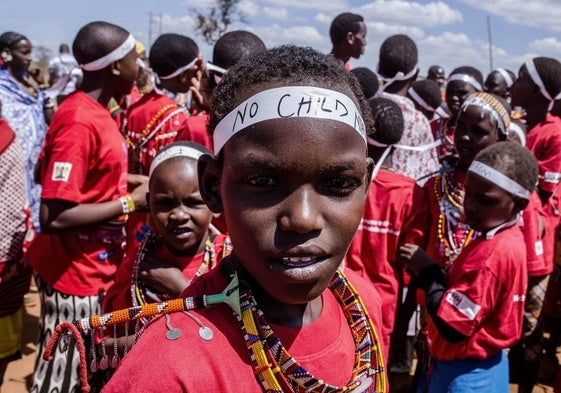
[52,162,72,182]
[445,289,481,320]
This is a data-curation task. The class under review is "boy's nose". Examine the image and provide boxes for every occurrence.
[278,186,323,234]
[170,205,190,221]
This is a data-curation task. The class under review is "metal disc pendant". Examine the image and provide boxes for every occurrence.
[199,326,213,341]
[111,354,119,369]
[166,328,182,340]
[90,359,98,373]
[99,356,109,370]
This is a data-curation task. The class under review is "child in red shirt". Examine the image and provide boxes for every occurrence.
[400,142,538,392]
[26,22,147,393]
[102,142,230,358]
[102,45,387,393]
[346,97,428,365]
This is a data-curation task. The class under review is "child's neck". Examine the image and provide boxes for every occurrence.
[231,256,324,328]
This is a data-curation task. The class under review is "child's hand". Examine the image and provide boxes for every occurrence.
[189,64,211,112]
[399,243,436,275]
[139,254,190,298]
[128,174,149,211]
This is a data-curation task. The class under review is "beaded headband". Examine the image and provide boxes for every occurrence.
[149,145,205,176]
[213,86,366,153]
[461,92,510,136]
[408,86,435,112]
[447,73,483,91]
[525,58,561,112]
[468,161,531,200]
[495,68,514,88]
[508,122,526,146]
[81,34,136,71]
[159,56,199,80]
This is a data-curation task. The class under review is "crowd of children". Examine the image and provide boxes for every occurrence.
[1,10,561,393]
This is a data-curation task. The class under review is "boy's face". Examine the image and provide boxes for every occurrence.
[114,48,140,96]
[207,112,371,304]
[7,39,32,71]
[510,67,535,110]
[446,80,477,116]
[350,22,367,59]
[464,171,516,233]
[454,106,500,167]
[149,159,213,257]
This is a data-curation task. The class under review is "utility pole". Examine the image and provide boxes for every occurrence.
[148,12,163,49]
[487,16,493,72]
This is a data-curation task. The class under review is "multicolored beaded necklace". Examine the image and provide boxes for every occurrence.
[235,269,386,393]
[131,229,218,320]
[434,162,477,266]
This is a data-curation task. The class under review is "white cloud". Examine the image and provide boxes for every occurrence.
[262,0,348,11]
[356,1,462,28]
[262,7,290,21]
[252,23,326,50]
[459,0,561,32]
[238,0,261,17]
[526,37,561,58]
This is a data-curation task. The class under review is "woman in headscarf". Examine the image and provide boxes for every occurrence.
[0,31,52,231]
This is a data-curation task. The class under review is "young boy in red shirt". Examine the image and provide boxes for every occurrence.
[400,142,538,392]
[103,45,387,393]
[26,21,147,393]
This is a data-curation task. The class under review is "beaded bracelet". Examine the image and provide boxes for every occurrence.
[119,195,131,215]
[124,194,136,213]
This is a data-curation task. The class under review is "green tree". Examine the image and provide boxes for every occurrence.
[193,0,246,45]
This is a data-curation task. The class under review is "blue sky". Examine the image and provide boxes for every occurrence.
[2,0,560,78]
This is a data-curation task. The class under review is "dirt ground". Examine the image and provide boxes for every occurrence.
[2,290,558,393]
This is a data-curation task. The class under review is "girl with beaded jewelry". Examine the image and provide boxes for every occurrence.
[101,142,230,360]
[399,142,538,392]
[103,45,387,393]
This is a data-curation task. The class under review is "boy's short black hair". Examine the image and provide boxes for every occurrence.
[449,66,484,87]
[72,21,129,65]
[427,65,444,78]
[410,79,442,110]
[149,33,199,77]
[209,45,374,140]
[474,141,538,196]
[350,67,379,99]
[368,97,404,143]
[329,13,364,45]
[213,30,266,70]
[527,57,561,99]
[378,34,418,78]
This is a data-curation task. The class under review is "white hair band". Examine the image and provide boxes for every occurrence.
[525,59,561,112]
[377,65,418,92]
[206,62,228,85]
[159,57,199,80]
[495,68,514,88]
[149,145,204,176]
[80,34,136,71]
[213,86,366,153]
[468,161,531,200]
[367,135,442,152]
[408,87,435,112]
[508,122,526,146]
[447,74,483,92]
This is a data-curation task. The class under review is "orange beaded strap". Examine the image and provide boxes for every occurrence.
[125,102,178,174]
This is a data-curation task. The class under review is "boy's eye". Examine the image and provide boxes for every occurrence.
[246,176,277,187]
[324,177,360,192]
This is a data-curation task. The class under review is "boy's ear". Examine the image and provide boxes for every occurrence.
[513,197,529,215]
[346,31,355,46]
[198,154,224,214]
[364,157,374,196]
[111,61,120,76]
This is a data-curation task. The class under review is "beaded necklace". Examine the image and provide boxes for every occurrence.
[126,102,177,174]
[131,230,217,320]
[235,269,386,393]
[434,163,477,266]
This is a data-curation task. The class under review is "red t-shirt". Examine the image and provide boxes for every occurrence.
[26,91,128,296]
[174,111,213,151]
[102,264,384,393]
[346,169,428,354]
[428,225,527,360]
[103,234,229,313]
[522,192,548,276]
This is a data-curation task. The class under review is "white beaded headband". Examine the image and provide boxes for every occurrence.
[508,122,526,146]
[213,86,366,153]
[149,145,204,176]
[408,86,435,112]
[495,68,514,88]
[525,58,561,112]
[159,56,199,80]
[80,34,136,71]
[447,73,483,91]
[461,92,510,136]
[468,161,531,200]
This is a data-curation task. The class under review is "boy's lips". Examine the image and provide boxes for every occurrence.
[169,226,192,239]
[281,256,320,268]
